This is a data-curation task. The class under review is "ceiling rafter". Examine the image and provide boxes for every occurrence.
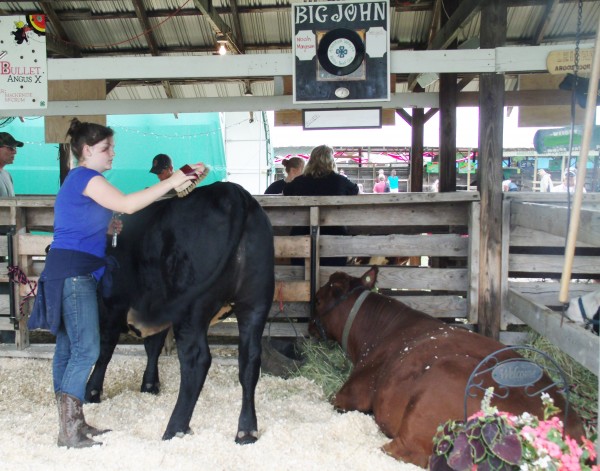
[229,0,246,54]
[39,1,82,58]
[132,0,160,56]
[532,0,562,44]
[131,0,175,99]
[192,0,243,54]
[407,0,492,91]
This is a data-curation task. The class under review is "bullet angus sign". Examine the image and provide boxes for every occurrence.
[0,15,47,110]
[292,0,390,104]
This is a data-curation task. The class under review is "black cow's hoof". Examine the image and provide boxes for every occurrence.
[85,389,102,404]
[140,382,160,395]
[235,430,258,445]
[162,427,192,440]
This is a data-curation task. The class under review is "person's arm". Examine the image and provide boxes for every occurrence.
[343,176,359,195]
[84,164,205,214]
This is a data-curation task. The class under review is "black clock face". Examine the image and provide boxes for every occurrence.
[317,28,365,76]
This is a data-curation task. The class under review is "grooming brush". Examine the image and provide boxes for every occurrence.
[175,165,210,197]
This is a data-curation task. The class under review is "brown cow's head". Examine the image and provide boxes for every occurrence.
[309,266,378,340]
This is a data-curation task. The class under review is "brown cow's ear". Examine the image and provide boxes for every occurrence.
[362,267,378,289]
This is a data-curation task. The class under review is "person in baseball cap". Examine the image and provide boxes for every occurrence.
[552,168,586,193]
[0,132,24,197]
[149,153,173,181]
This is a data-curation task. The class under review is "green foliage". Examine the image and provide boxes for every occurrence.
[431,401,522,471]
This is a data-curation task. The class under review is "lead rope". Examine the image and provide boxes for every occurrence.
[7,265,37,321]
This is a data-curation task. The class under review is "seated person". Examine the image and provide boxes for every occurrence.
[265,156,305,194]
[284,145,358,266]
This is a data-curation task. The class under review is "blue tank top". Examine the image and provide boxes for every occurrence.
[52,166,112,260]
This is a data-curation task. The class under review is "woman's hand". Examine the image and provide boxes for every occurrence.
[167,163,208,190]
[107,215,123,235]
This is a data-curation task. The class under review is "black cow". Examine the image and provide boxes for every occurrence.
[85,182,274,443]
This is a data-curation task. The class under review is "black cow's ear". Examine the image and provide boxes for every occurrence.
[362,266,378,289]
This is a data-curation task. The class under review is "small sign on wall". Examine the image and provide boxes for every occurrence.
[292,0,390,104]
[0,15,47,110]
[303,108,382,130]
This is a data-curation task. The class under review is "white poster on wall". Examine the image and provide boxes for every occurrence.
[0,15,47,110]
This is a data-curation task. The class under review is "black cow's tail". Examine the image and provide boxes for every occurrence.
[147,184,252,325]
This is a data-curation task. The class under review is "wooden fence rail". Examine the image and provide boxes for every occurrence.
[0,192,597,374]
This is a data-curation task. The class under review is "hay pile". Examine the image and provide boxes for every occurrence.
[0,354,425,471]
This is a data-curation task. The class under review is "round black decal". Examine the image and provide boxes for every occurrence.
[317,29,365,76]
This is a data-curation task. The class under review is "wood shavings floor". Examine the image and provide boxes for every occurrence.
[0,350,425,471]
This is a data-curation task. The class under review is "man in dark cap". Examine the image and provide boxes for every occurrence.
[0,132,24,197]
[149,153,174,182]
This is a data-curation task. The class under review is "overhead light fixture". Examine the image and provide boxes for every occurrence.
[244,80,253,96]
[216,34,228,55]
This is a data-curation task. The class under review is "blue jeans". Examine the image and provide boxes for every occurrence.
[52,275,101,402]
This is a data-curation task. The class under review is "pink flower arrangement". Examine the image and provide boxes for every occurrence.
[430,389,599,471]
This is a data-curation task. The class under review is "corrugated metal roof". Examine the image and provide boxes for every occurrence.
[0,0,597,101]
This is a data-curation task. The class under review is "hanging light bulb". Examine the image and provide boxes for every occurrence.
[216,34,228,55]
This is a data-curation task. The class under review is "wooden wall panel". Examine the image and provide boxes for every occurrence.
[45,80,107,143]
[518,74,586,127]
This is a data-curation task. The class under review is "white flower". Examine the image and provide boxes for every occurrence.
[533,455,552,469]
[480,387,499,415]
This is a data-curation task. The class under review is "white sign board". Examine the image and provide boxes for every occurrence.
[303,108,382,129]
[0,15,47,110]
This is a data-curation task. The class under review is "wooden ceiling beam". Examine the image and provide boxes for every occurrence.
[192,0,243,54]
[532,0,562,44]
[132,0,160,56]
[46,35,81,59]
[131,0,174,97]
[229,0,246,54]
[407,0,492,90]
[40,1,82,58]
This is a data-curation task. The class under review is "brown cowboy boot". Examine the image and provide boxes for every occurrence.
[57,393,101,448]
[55,392,110,438]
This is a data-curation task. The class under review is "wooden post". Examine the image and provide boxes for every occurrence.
[59,144,71,185]
[439,74,457,192]
[438,0,458,193]
[477,0,506,340]
[411,107,425,192]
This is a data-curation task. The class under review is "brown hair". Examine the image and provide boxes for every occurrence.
[66,118,114,161]
[282,157,305,175]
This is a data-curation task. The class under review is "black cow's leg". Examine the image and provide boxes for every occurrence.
[140,329,169,394]
[85,305,124,403]
[234,307,267,444]
[162,320,211,440]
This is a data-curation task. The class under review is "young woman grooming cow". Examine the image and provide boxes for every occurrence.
[29,118,205,448]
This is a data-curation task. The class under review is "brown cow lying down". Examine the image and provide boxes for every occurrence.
[309,267,584,468]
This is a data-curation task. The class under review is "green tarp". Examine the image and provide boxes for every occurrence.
[0,113,226,195]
